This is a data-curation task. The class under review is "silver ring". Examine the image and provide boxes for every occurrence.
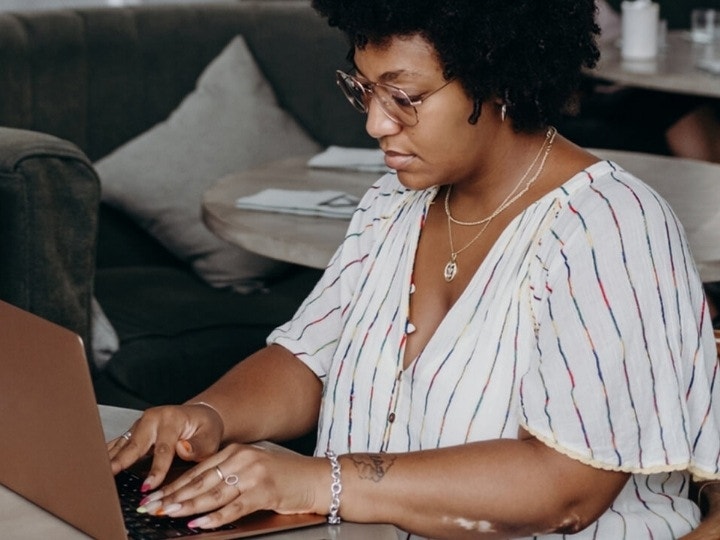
[224,474,239,487]
[214,466,225,481]
[121,431,132,441]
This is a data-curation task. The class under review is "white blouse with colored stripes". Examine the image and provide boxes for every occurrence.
[269,160,720,538]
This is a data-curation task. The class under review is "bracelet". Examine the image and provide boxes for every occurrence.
[188,401,222,420]
[325,451,342,524]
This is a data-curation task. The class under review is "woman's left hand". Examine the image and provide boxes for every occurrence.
[135,443,330,529]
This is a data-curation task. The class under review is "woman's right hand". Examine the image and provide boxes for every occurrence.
[107,402,224,493]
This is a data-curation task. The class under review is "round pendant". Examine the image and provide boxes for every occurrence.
[444,260,457,282]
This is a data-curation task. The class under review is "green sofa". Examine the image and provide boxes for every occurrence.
[0,0,372,431]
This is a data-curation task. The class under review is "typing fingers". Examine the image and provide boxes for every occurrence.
[136,406,224,492]
[107,421,153,474]
[135,444,324,529]
[136,453,249,523]
[140,433,185,492]
[107,403,223,488]
[108,406,185,482]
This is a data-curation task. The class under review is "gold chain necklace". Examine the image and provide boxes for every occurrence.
[444,127,556,227]
[443,126,557,283]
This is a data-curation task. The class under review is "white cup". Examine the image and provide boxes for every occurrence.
[621,0,660,60]
[691,9,719,43]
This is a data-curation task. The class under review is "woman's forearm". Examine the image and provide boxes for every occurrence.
[335,438,628,539]
[190,344,323,444]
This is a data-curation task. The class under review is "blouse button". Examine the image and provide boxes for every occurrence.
[388,412,396,423]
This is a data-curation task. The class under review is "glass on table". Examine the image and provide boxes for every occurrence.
[691,8,720,44]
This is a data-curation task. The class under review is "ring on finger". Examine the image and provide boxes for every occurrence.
[214,466,225,481]
[121,431,132,441]
[224,474,240,488]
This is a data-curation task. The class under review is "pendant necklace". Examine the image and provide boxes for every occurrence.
[443,126,557,282]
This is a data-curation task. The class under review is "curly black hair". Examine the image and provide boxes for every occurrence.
[312,0,600,132]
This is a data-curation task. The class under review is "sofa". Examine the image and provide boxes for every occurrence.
[0,0,373,433]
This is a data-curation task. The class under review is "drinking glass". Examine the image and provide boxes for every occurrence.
[691,8,719,43]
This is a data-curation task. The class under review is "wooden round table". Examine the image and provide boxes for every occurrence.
[202,156,383,269]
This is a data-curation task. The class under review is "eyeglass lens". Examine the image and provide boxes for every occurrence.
[336,71,419,127]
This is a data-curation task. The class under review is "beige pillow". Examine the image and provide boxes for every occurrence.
[97,36,321,292]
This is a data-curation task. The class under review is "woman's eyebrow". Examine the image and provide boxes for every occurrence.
[354,67,422,84]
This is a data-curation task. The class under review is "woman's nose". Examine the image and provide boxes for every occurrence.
[365,99,402,139]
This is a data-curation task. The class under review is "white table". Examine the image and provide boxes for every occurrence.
[592,30,720,98]
[0,405,396,540]
[202,156,381,269]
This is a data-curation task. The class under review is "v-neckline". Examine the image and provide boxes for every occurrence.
[396,163,598,371]
[398,187,523,371]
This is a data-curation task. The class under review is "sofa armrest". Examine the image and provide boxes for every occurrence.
[0,127,100,371]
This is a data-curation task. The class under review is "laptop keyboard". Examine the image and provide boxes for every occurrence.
[116,469,238,539]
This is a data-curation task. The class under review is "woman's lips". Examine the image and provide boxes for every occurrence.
[383,150,415,171]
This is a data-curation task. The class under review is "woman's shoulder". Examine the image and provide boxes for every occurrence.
[559,158,670,212]
[541,158,682,246]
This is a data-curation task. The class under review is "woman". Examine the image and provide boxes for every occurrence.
[108,1,720,538]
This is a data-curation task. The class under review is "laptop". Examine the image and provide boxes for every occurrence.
[0,300,326,539]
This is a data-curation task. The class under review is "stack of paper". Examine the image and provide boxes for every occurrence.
[307,146,390,173]
[235,189,360,219]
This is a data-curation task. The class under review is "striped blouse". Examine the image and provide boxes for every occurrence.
[269,160,720,538]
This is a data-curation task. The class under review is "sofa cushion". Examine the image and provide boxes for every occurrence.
[96,35,321,293]
[94,265,323,405]
[90,296,119,371]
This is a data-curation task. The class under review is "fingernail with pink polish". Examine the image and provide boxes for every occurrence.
[139,490,163,506]
[188,516,211,529]
[140,475,155,493]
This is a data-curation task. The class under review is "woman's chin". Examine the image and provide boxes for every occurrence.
[394,169,440,191]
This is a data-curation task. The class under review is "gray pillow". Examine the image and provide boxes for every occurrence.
[97,36,321,292]
[91,296,118,371]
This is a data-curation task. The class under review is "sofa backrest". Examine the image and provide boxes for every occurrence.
[0,0,372,162]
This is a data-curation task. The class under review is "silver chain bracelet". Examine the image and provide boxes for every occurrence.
[325,450,342,524]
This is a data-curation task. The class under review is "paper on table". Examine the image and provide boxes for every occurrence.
[307,145,390,173]
[235,189,360,219]
[696,58,720,75]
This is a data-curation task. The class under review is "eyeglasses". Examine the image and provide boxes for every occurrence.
[335,70,454,127]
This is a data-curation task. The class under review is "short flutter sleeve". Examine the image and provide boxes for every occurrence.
[520,168,720,479]
[268,173,414,380]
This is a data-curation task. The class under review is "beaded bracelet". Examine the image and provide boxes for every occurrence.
[325,451,342,524]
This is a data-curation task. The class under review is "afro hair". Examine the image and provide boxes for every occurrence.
[312,0,600,132]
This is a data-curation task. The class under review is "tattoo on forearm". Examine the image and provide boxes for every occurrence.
[350,454,396,482]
